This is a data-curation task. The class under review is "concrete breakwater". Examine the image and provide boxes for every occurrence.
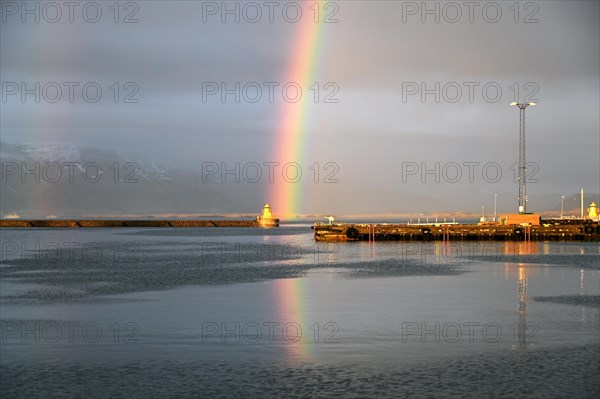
[0,219,259,228]
[313,222,600,242]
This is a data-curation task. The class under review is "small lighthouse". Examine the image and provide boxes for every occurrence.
[588,202,598,220]
[257,204,280,228]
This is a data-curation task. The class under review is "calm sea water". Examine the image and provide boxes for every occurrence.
[1,223,599,398]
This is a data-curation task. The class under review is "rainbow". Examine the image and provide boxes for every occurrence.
[273,277,313,361]
[269,7,326,218]
[268,4,328,361]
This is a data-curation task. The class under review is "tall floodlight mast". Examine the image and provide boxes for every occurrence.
[510,102,536,213]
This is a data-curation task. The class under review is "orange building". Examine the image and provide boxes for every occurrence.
[500,214,540,226]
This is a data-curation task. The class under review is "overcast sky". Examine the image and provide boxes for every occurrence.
[1,1,599,215]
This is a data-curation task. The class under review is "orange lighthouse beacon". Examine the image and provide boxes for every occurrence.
[257,203,280,227]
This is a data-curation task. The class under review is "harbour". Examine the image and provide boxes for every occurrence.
[1,1,599,397]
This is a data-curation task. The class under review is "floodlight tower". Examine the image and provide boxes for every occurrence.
[510,101,536,213]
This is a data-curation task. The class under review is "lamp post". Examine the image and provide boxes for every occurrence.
[581,188,584,219]
[561,195,565,219]
[494,194,497,222]
[510,101,536,214]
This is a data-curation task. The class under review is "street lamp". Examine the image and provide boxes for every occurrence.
[494,194,497,222]
[581,188,584,219]
[561,195,565,218]
[510,102,536,214]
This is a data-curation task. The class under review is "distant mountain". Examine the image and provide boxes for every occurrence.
[1,142,597,218]
[0,142,263,218]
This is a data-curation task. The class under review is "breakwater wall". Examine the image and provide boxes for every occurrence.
[0,219,259,228]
